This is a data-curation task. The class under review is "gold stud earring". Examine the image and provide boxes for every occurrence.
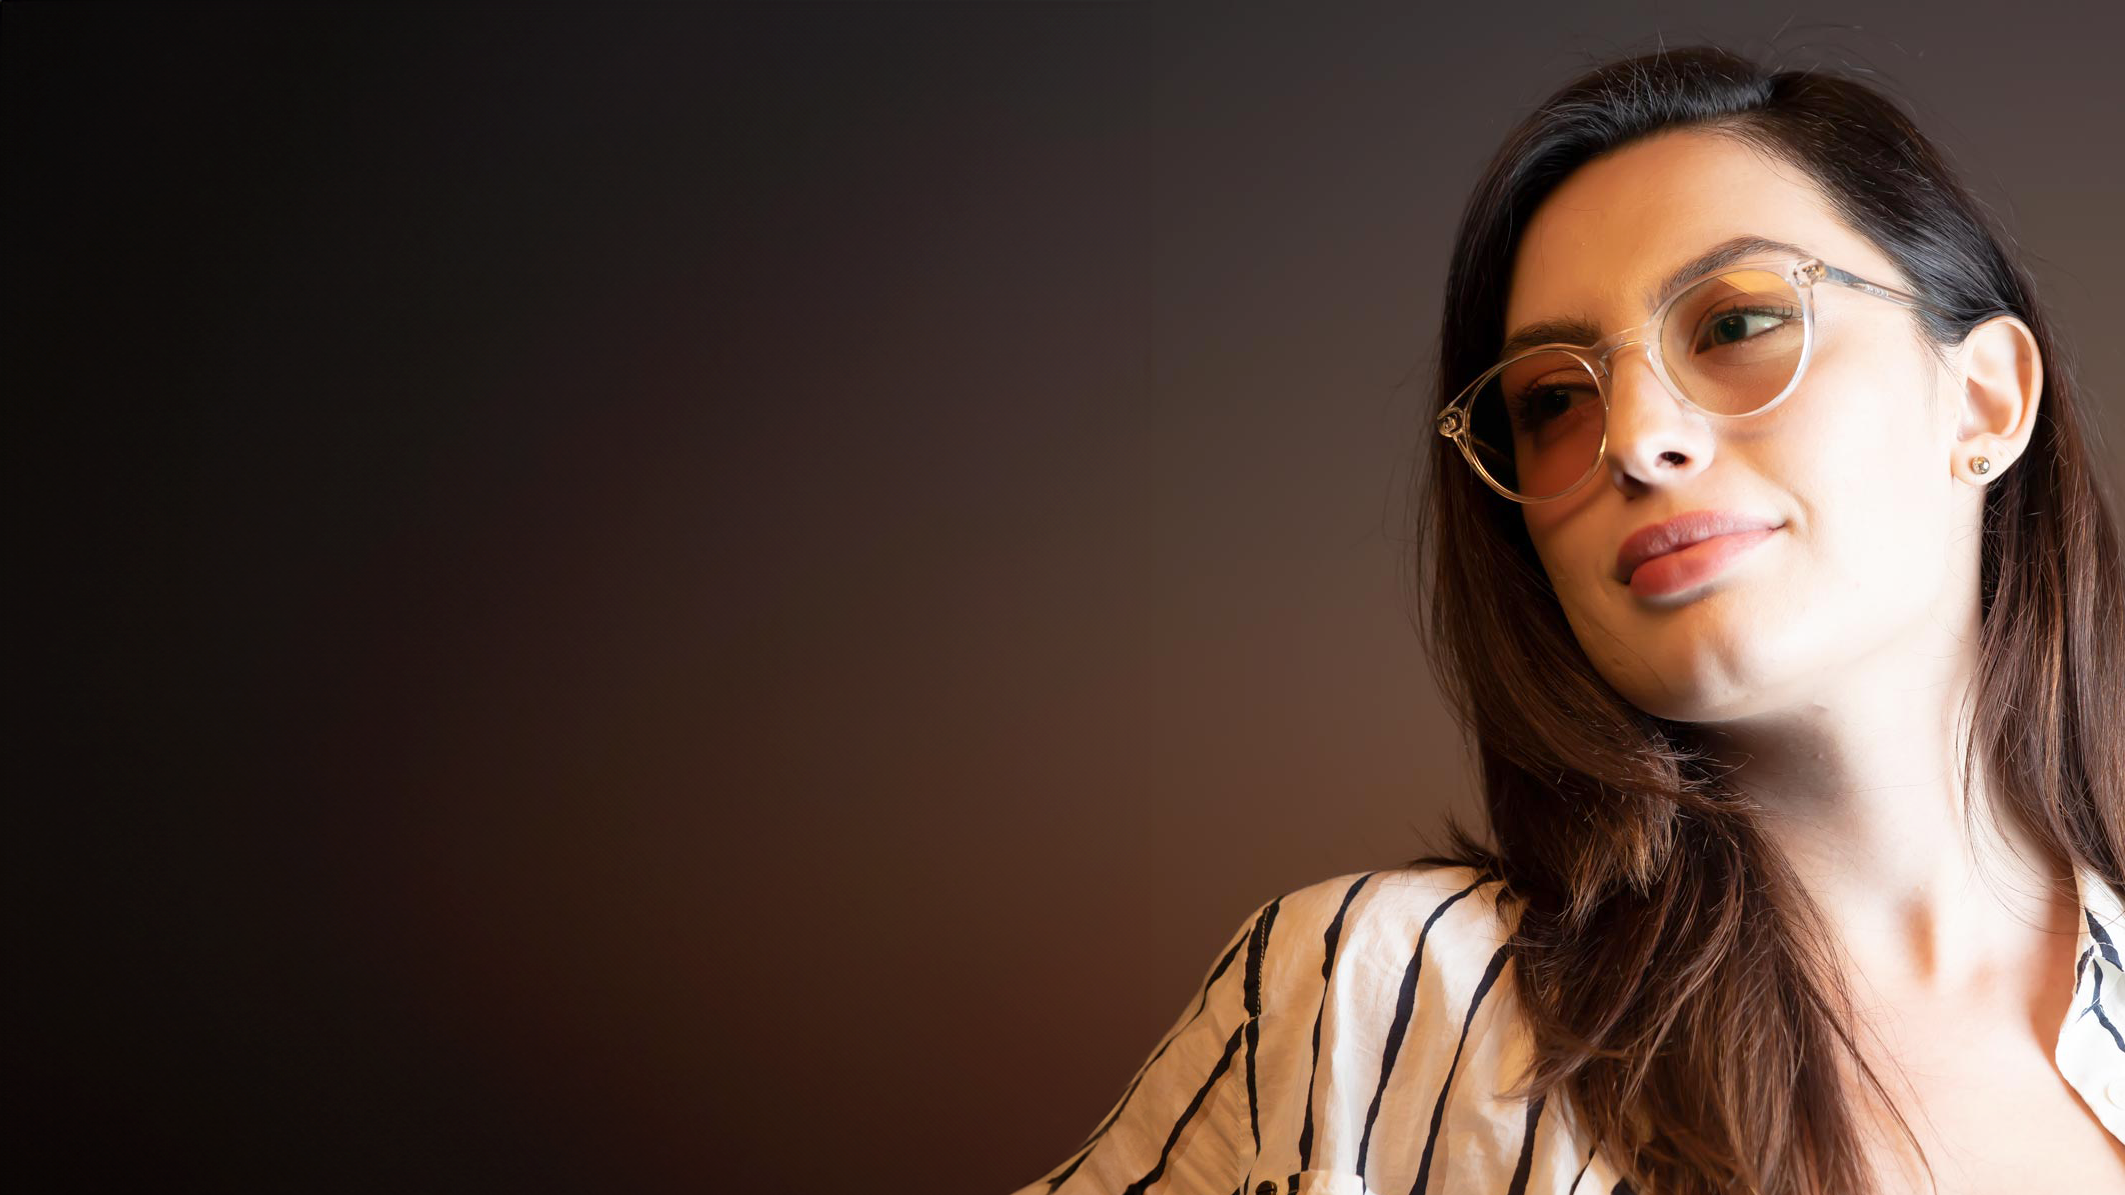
[1971,456,1992,476]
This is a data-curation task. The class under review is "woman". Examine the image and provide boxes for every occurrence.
[1011,45,2125,1195]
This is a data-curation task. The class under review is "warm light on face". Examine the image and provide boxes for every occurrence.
[1499,129,1974,724]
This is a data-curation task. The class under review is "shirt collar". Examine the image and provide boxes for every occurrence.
[2056,860,2125,1142]
[2078,862,2125,972]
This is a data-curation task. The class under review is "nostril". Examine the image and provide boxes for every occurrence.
[1660,450,1688,465]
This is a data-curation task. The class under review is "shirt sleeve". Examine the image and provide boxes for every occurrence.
[1009,898,1278,1195]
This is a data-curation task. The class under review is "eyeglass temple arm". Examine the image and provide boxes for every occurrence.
[1816,262,1959,320]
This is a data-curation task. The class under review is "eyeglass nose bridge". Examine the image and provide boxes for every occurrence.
[1564,327,1707,424]
[1574,322,1658,380]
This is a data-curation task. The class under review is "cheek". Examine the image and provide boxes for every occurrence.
[1527,535,1633,665]
[1706,359,1962,692]
[1538,544,1608,617]
[1776,358,1956,590]
[1521,509,1596,609]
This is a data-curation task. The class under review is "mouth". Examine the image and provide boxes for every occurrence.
[1615,511,1783,596]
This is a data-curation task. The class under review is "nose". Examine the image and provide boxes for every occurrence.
[1601,345,1715,492]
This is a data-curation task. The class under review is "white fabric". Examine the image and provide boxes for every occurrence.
[1012,862,2125,1195]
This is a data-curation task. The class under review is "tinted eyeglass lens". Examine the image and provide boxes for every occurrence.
[1659,267,1805,416]
[1463,267,1805,500]
[1466,348,1604,500]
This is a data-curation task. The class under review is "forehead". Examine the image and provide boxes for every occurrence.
[1504,129,1892,334]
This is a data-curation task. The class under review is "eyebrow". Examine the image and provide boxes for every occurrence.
[1496,233,1812,358]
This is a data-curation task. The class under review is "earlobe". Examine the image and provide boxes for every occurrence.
[1951,314,2042,485]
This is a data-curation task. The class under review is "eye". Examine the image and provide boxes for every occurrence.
[1508,383,1598,432]
[1693,305,1795,352]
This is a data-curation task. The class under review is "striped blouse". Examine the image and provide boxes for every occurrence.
[1012,862,2125,1195]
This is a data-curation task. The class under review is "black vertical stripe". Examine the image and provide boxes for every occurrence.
[2085,963,2125,1053]
[1243,900,1284,1157]
[1409,940,1514,1195]
[1044,926,1253,1190]
[1506,1090,1546,1195]
[1567,1138,1597,1193]
[1122,1020,1251,1195]
[1352,878,1488,1178]
[2088,910,2122,967]
[1297,872,1377,1169]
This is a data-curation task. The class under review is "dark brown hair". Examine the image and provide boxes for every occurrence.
[1406,45,2125,1195]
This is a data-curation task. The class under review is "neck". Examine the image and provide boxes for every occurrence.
[1695,623,2075,1001]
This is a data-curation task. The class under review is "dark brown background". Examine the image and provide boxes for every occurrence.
[11,3,2123,1192]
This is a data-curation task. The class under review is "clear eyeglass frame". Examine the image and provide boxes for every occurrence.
[1434,255,1951,504]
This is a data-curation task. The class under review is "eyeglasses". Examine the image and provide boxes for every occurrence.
[1435,255,1947,503]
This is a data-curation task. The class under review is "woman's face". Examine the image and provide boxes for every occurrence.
[1505,129,1983,724]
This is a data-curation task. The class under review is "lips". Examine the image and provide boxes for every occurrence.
[1614,511,1783,587]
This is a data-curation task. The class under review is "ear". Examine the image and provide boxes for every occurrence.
[1947,314,2042,486]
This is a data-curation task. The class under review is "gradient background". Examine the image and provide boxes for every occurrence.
[11,3,2123,1192]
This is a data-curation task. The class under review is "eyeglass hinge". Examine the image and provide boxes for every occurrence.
[1436,409,1465,438]
[1796,259,1828,284]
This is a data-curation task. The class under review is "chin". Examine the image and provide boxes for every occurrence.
[1614,681,1759,725]
[1578,607,1800,725]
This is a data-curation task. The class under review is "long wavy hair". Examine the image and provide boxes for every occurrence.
[1406,45,2125,1195]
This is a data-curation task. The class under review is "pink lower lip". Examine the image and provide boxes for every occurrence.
[1628,528,1777,597]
